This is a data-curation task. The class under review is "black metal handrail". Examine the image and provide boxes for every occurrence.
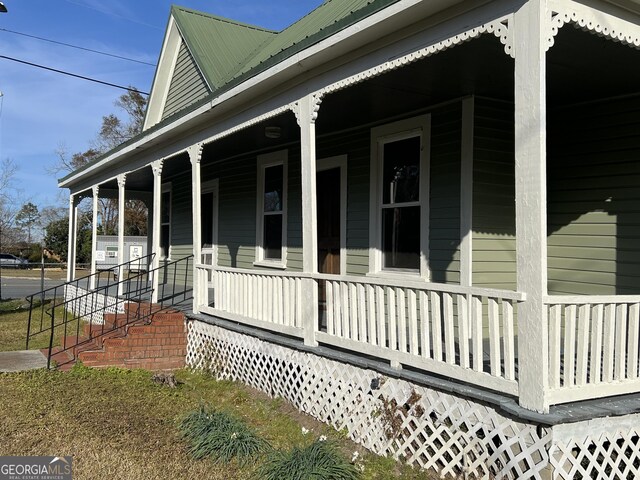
[25,254,193,369]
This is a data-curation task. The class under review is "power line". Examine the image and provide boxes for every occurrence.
[62,0,163,31]
[0,27,156,66]
[0,54,149,95]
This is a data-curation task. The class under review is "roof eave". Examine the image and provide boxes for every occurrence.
[59,0,467,190]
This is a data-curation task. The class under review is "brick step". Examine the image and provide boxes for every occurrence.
[73,309,187,371]
[44,347,75,371]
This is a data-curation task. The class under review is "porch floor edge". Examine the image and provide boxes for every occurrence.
[185,311,640,427]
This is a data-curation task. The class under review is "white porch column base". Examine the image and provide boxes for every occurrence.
[514,0,549,413]
[90,185,99,290]
[189,144,203,314]
[151,160,164,304]
[117,174,126,296]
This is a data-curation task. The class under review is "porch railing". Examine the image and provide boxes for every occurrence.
[26,254,193,369]
[196,264,524,396]
[545,295,640,404]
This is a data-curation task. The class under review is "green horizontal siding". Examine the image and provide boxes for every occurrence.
[547,95,640,295]
[472,98,516,290]
[162,41,209,120]
[429,103,461,285]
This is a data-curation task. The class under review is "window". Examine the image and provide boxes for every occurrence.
[161,183,171,258]
[370,115,430,277]
[255,150,287,266]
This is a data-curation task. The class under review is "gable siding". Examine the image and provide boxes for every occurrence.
[547,95,640,295]
[472,98,516,290]
[162,42,209,121]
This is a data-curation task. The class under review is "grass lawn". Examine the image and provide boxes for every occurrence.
[0,267,82,280]
[0,301,437,479]
[0,367,436,479]
[0,299,79,353]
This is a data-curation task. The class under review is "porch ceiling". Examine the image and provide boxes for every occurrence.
[90,24,640,182]
[548,25,640,105]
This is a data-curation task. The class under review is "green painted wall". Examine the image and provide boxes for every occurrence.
[162,41,209,121]
[196,102,464,280]
[430,103,462,284]
[317,128,370,276]
[472,98,516,290]
[547,95,640,295]
[202,152,257,269]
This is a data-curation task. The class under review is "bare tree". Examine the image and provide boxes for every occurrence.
[52,89,149,236]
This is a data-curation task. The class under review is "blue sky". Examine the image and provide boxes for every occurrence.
[0,0,322,209]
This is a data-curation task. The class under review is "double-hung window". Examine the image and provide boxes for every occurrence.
[255,150,287,267]
[370,115,430,277]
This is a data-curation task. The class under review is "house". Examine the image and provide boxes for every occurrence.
[95,235,148,272]
[57,0,640,477]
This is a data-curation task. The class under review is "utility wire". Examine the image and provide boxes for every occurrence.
[0,28,156,66]
[0,54,149,95]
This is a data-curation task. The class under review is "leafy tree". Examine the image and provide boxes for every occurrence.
[54,89,149,236]
[44,213,92,263]
[15,202,40,244]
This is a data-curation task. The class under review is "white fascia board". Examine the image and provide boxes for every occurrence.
[144,16,183,130]
[60,0,467,190]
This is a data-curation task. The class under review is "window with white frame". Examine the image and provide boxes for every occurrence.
[370,115,430,277]
[256,150,287,266]
[161,182,171,259]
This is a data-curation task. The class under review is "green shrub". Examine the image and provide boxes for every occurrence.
[258,439,360,480]
[179,406,268,465]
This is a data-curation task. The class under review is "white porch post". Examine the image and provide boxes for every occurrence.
[514,0,549,413]
[296,94,321,347]
[117,174,126,296]
[151,160,164,304]
[66,193,78,282]
[189,144,203,314]
[90,185,99,290]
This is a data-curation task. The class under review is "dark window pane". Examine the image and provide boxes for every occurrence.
[201,192,213,247]
[263,214,282,260]
[161,225,170,258]
[382,206,420,270]
[382,136,420,204]
[264,165,283,212]
[161,191,171,223]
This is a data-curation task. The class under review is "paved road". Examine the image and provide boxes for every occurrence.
[0,276,66,300]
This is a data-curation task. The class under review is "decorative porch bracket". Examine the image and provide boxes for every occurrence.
[514,0,550,413]
[293,94,323,347]
[546,0,640,51]
[189,143,204,314]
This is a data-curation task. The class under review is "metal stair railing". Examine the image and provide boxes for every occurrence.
[25,254,194,369]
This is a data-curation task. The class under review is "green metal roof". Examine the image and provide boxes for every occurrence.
[171,6,277,91]
[59,0,401,185]
[231,0,385,80]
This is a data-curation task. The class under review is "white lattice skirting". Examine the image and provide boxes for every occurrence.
[186,320,640,479]
[64,285,124,324]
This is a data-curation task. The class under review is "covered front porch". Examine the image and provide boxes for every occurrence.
[60,0,640,418]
